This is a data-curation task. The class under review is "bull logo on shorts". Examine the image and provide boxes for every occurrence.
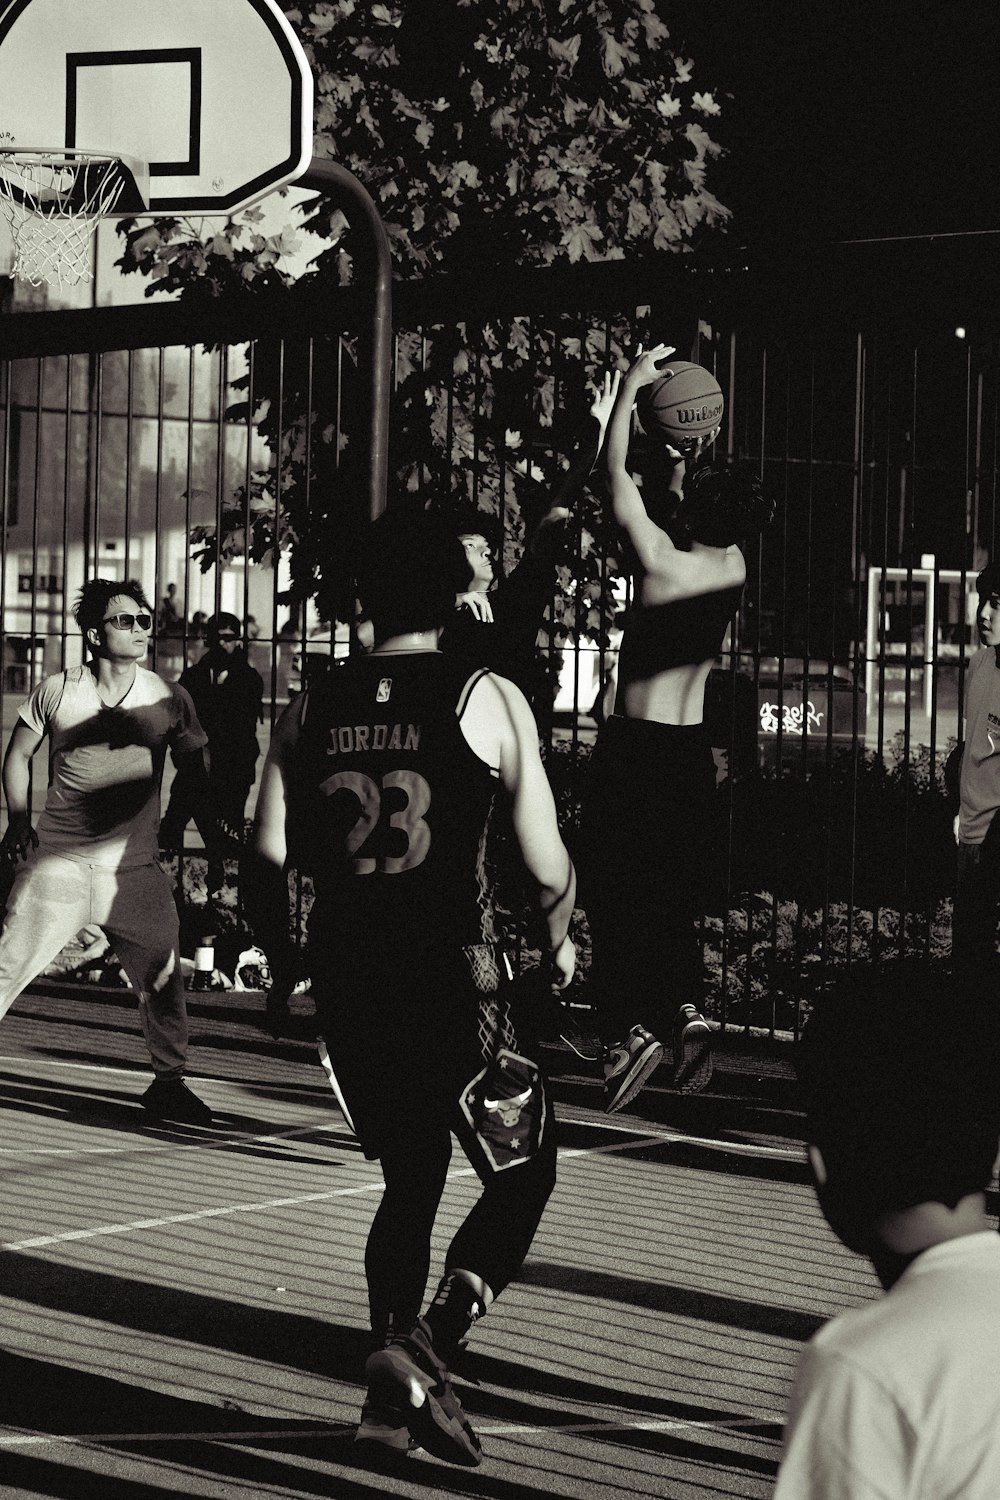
[460,1050,546,1172]
[483,1085,533,1130]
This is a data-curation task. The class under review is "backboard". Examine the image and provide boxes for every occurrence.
[0,0,314,216]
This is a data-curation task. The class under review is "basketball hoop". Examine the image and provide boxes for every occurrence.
[0,147,148,289]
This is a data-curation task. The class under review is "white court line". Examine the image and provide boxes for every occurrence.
[0,1119,357,1159]
[1,1052,803,1250]
[0,1413,784,1451]
[1,1053,804,1164]
[1,1132,667,1251]
[557,1107,806,1163]
[2,1126,790,1253]
[0,1052,329,1100]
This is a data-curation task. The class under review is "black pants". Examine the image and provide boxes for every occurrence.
[365,1104,557,1339]
[161,765,252,882]
[953,838,1000,971]
[578,715,716,1046]
[314,955,557,1341]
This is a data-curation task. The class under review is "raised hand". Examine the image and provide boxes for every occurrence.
[662,424,722,463]
[589,368,623,436]
[626,342,677,387]
[456,591,494,623]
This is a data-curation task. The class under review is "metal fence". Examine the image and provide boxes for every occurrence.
[2,246,999,1033]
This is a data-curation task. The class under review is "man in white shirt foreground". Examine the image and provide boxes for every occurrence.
[775,964,1000,1499]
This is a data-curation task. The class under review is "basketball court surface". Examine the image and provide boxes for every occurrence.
[0,983,882,1499]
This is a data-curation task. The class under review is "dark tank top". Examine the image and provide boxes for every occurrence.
[617,582,745,682]
[291,652,499,965]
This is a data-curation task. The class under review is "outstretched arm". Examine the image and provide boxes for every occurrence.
[605,343,683,572]
[525,370,622,559]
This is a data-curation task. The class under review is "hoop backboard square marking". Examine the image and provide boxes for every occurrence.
[67,51,200,177]
[0,0,314,216]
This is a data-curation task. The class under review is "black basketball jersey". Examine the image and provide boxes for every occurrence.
[291,652,499,966]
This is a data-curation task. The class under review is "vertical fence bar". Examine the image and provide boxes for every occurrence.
[151,348,166,677]
[59,355,72,670]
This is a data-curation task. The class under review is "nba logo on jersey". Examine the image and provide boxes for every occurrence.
[376,678,392,703]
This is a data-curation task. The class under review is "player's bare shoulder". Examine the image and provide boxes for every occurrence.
[458,668,534,771]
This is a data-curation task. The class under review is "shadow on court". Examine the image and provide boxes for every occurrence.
[0,980,877,1499]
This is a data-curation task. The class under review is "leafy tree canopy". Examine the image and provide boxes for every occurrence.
[117,0,729,289]
[113,1,731,646]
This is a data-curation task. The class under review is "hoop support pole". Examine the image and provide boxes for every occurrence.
[299,158,391,523]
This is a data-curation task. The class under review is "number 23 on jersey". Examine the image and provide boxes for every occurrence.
[320,768,431,874]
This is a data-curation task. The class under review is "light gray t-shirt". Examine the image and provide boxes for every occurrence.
[19,662,207,868]
[776,1232,1000,1499]
[959,646,1000,844]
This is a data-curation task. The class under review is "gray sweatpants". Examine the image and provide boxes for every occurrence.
[0,850,189,1077]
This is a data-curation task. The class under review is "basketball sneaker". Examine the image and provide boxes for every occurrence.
[141,1077,213,1126]
[672,1004,714,1094]
[364,1318,482,1468]
[355,1395,418,1453]
[603,1025,664,1113]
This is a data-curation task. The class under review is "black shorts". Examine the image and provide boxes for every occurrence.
[313,944,545,1165]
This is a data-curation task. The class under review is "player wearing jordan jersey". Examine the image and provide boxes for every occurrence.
[289,651,510,1154]
[247,510,575,1465]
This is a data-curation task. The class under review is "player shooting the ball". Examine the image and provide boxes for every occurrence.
[578,343,774,1112]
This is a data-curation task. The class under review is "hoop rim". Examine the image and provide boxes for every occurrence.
[0,146,149,216]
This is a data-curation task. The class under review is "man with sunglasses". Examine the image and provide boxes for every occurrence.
[0,578,213,1125]
[160,611,263,893]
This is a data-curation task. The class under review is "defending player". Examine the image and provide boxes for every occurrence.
[440,371,621,703]
[580,343,772,1111]
[245,508,575,1467]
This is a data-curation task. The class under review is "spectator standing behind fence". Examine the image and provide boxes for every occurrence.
[438,372,619,704]
[160,612,263,893]
[158,581,183,635]
[579,343,773,1112]
[949,560,1000,969]
[775,964,1000,1498]
[0,579,213,1125]
[244,509,575,1467]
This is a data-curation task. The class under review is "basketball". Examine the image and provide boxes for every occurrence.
[637,361,724,448]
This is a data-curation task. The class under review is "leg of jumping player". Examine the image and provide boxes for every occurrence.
[580,718,715,1112]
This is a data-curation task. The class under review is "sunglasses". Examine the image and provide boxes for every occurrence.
[103,613,152,631]
[215,631,240,641]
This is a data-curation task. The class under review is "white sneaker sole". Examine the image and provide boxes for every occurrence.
[604,1040,664,1113]
[674,1023,713,1094]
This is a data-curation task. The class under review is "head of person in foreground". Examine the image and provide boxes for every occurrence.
[797,961,1000,1286]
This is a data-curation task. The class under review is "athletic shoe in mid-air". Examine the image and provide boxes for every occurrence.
[672,1003,714,1094]
[603,1024,664,1113]
[363,1318,482,1467]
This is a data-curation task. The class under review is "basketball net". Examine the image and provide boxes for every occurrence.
[0,149,133,290]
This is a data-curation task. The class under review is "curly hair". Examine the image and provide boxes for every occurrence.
[73,578,154,650]
[682,462,775,549]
